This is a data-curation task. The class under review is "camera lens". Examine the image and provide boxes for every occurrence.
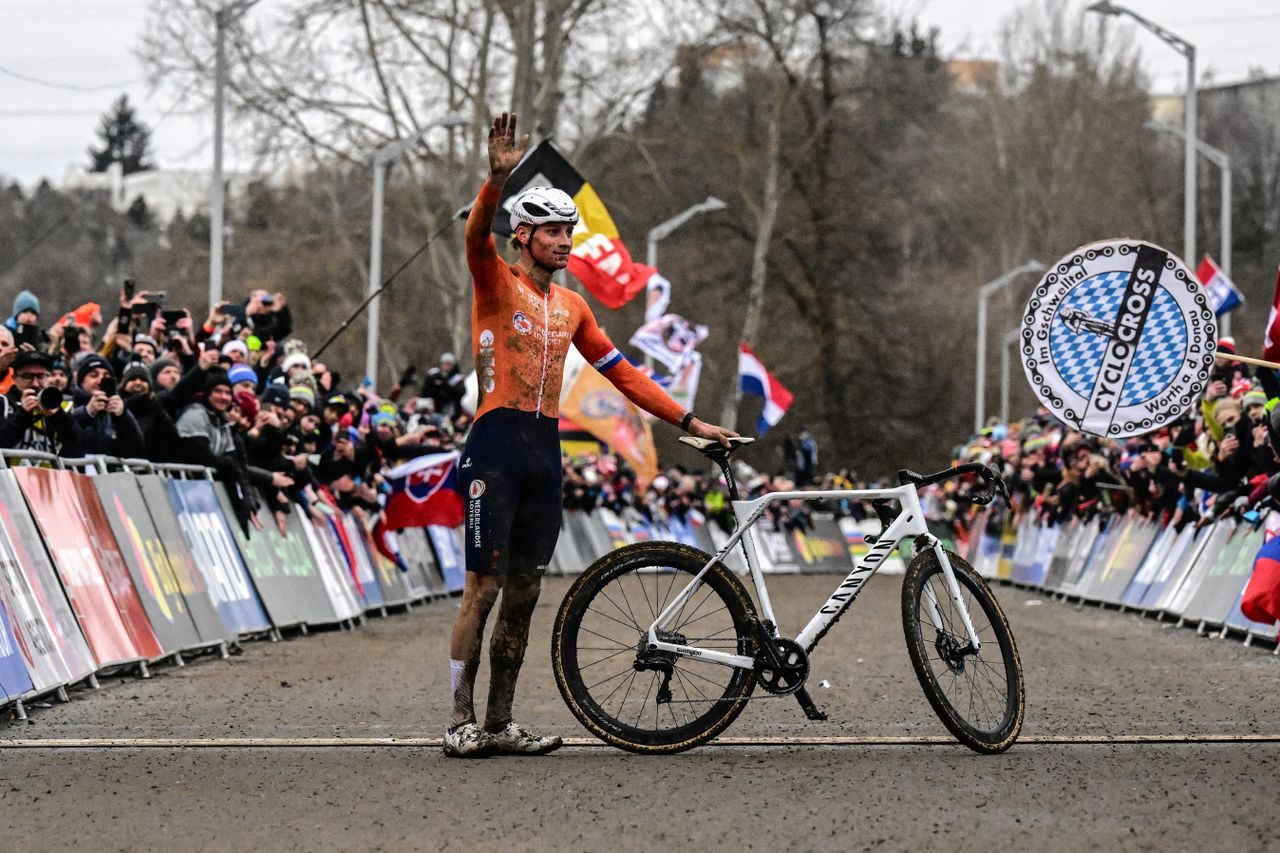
[39,387,62,411]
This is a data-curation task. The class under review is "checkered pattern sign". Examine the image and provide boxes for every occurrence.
[1021,239,1215,438]
[1050,271,1188,407]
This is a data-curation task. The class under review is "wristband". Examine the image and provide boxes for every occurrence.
[680,412,696,431]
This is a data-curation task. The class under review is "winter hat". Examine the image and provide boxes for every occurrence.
[133,333,159,352]
[1218,337,1237,355]
[149,357,179,383]
[371,410,399,429]
[221,339,249,360]
[261,384,291,408]
[228,364,258,388]
[203,370,232,395]
[75,354,116,386]
[11,290,39,318]
[288,385,315,406]
[282,352,311,373]
[1243,389,1268,411]
[121,362,152,387]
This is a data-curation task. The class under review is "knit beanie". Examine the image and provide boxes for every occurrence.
[121,362,152,387]
[76,354,116,386]
[150,357,179,384]
[228,364,258,387]
[12,290,39,318]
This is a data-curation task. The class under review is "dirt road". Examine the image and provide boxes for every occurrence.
[3,575,1278,851]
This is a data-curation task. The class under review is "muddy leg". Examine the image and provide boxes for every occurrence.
[483,574,542,731]
[448,572,504,729]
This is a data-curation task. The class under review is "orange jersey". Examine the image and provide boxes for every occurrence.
[466,180,686,427]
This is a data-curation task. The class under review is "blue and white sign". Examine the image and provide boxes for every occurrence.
[1021,239,1216,438]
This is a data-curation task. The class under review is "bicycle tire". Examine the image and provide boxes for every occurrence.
[552,541,757,754]
[901,548,1024,753]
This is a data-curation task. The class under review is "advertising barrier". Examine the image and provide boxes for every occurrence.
[166,479,272,636]
[293,512,364,623]
[0,601,33,706]
[969,509,1280,648]
[214,486,339,629]
[16,466,161,667]
[0,471,96,688]
[93,472,211,657]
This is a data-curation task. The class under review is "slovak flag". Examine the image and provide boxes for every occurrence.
[1265,266,1280,363]
[383,451,464,530]
[738,342,793,436]
[1196,255,1243,315]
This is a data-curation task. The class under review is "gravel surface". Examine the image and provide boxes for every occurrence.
[3,573,1279,851]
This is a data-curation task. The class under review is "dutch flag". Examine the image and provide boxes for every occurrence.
[738,342,794,436]
[1197,255,1244,316]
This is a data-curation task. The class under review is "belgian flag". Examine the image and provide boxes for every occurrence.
[493,141,656,310]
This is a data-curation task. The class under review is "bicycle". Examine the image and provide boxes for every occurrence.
[552,436,1024,754]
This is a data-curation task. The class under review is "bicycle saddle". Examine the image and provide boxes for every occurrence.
[678,436,756,454]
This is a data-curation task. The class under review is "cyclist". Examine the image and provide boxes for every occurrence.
[444,112,738,757]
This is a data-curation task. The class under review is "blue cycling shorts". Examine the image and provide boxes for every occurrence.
[458,408,562,576]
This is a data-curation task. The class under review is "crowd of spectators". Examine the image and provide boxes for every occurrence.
[0,281,884,543]
[940,339,1280,532]
[561,428,865,536]
[0,283,473,536]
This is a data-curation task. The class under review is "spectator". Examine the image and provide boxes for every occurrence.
[120,361,184,463]
[71,354,145,458]
[419,352,465,418]
[0,350,81,456]
[176,370,260,533]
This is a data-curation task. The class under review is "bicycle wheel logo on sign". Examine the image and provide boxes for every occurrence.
[1021,239,1216,438]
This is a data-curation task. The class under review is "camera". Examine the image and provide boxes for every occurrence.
[38,387,62,411]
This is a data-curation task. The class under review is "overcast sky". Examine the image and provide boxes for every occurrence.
[2,0,1278,187]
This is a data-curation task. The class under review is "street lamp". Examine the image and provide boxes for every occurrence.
[1087,1,1197,266]
[646,196,728,269]
[210,0,261,314]
[1000,328,1020,424]
[643,196,727,368]
[366,113,469,385]
[975,260,1046,433]
[1146,118,1232,334]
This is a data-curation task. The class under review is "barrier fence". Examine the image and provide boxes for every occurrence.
[0,452,458,719]
[965,507,1280,648]
[0,471,937,722]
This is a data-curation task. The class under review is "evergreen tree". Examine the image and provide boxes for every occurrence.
[87,95,155,175]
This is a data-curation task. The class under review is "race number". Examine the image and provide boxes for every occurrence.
[1020,239,1216,438]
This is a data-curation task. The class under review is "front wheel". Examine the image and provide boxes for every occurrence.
[901,548,1024,753]
[552,541,758,754]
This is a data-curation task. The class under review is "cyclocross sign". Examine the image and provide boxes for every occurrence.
[1020,239,1216,438]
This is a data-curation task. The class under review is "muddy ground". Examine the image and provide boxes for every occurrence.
[3,574,1278,851]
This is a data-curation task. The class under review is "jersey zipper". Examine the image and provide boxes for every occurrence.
[535,289,550,418]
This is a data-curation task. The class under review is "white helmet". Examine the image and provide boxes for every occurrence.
[508,186,579,233]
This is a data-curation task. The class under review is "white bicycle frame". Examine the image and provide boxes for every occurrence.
[645,483,984,670]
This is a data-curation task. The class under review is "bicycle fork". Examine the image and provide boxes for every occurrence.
[921,539,983,652]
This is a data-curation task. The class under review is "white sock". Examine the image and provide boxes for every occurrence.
[450,659,465,697]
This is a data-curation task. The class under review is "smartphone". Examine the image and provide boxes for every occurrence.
[100,376,117,397]
[161,309,186,327]
[63,325,83,355]
[122,278,136,301]
[13,323,39,349]
[117,306,133,336]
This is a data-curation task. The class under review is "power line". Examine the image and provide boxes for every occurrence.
[0,63,144,93]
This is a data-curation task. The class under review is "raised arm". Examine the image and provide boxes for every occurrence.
[571,295,737,445]
[465,113,529,301]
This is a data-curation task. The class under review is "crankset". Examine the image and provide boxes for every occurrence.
[754,637,809,696]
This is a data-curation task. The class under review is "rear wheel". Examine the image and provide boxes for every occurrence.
[552,541,757,754]
[901,548,1024,753]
